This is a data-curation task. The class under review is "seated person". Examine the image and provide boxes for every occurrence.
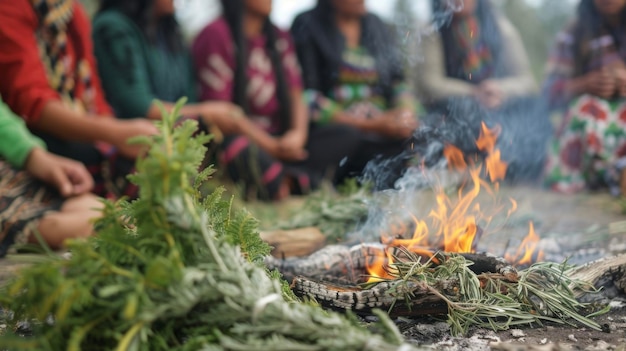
[0,0,157,199]
[542,0,626,195]
[290,0,419,190]
[0,99,101,257]
[413,0,551,182]
[192,0,360,200]
[93,0,243,133]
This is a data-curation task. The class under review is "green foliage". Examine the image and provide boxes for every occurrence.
[274,184,371,243]
[0,98,418,351]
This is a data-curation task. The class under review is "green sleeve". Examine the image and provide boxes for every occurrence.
[0,100,45,168]
[92,11,155,118]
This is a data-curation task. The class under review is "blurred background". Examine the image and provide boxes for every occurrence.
[79,0,577,85]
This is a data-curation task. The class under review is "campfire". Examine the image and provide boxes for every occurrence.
[265,122,603,335]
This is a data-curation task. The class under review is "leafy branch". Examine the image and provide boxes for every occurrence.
[374,252,606,336]
[0,98,420,350]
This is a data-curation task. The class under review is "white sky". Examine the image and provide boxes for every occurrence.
[176,0,432,39]
[175,0,574,40]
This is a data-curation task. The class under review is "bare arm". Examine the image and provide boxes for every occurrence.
[36,100,119,143]
[36,100,158,159]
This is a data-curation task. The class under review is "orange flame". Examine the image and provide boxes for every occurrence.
[366,123,542,282]
[444,144,467,172]
[504,222,545,266]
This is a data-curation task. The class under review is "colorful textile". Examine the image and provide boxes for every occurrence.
[544,95,626,194]
[192,17,302,135]
[450,15,494,83]
[191,17,324,200]
[0,161,63,257]
[93,9,198,118]
[291,10,415,124]
[543,24,626,109]
[0,0,112,124]
[0,0,142,199]
[303,47,415,125]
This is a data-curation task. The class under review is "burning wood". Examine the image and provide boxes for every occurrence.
[267,123,603,335]
[267,246,518,317]
[269,248,604,336]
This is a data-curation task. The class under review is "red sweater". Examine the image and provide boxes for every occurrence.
[0,0,112,126]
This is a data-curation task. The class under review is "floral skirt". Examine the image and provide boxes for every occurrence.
[0,161,63,257]
[544,94,626,195]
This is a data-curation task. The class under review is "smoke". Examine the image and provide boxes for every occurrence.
[349,0,556,244]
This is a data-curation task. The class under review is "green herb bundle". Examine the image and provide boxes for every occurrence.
[0,100,419,351]
[275,180,370,243]
[382,253,607,336]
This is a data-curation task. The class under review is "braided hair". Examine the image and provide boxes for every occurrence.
[219,0,292,133]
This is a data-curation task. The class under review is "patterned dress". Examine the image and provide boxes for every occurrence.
[543,25,626,194]
[192,17,360,200]
[305,46,415,125]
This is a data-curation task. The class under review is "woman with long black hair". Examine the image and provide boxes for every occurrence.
[192,0,360,200]
[93,0,243,133]
[414,0,550,182]
[543,0,626,195]
[291,0,419,189]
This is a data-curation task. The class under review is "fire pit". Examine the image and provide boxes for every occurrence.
[266,123,607,336]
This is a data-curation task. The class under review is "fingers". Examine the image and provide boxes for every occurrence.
[65,163,94,195]
[50,166,74,197]
[51,158,94,197]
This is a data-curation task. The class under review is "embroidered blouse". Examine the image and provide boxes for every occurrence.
[191,17,303,134]
[0,0,112,125]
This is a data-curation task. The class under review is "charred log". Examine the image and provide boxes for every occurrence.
[290,276,449,317]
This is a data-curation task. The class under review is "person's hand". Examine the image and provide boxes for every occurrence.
[371,109,418,139]
[25,148,94,197]
[585,67,617,99]
[199,101,246,135]
[474,80,504,109]
[612,65,626,97]
[271,136,308,161]
[109,119,159,159]
[279,129,308,151]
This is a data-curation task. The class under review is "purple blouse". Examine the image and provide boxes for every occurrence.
[192,17,303,134]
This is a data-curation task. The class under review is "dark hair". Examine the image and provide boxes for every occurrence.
[98,0,184,53]
[308,0,404,103]
[219,0,291,133]
[431,0,503,81]
[571,0,626,74]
